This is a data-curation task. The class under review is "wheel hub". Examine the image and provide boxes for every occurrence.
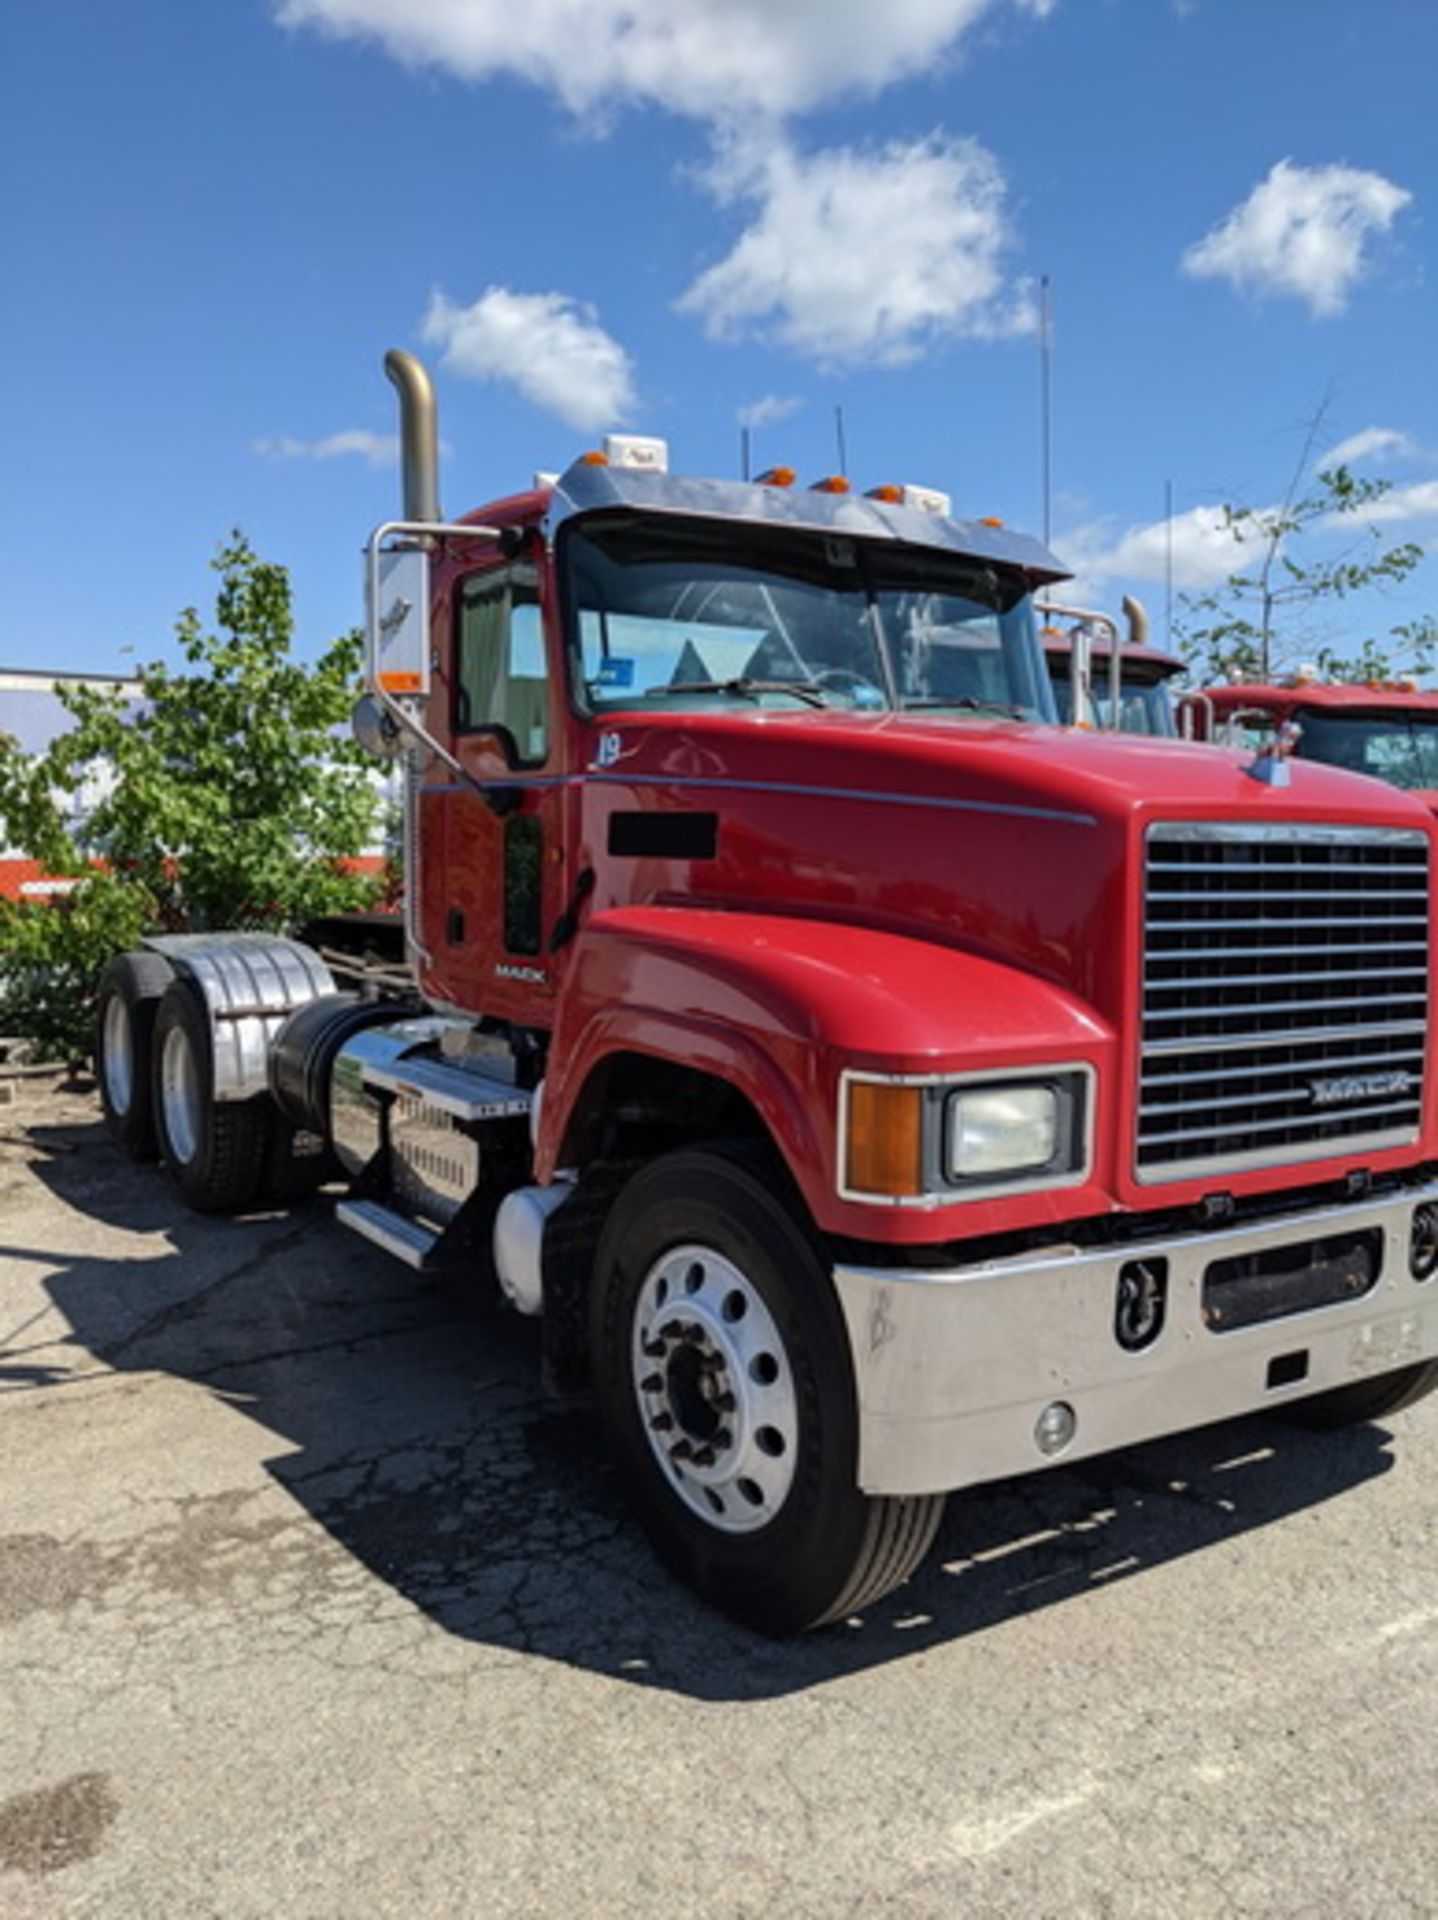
[631,1244,798,1535]
[160,1024,201,1166]
[102,996,133,1114]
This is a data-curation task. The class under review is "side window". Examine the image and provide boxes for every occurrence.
[455,569,549,765]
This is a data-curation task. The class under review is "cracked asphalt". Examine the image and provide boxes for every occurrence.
[2,1079,1436,1919]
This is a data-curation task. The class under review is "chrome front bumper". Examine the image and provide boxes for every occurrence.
[833,1180,1438,1497]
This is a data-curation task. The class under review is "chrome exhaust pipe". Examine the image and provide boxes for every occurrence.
[384,349,440,525]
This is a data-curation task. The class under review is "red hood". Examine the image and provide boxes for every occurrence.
[590,707,1429,834]
[584,708,1430,1014]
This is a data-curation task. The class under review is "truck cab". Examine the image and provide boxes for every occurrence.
[1186,680,1438,813]
[94,354,1438,1633]
[1043,629,1184,735]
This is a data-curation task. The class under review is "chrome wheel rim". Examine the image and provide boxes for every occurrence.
[102,996,133,1114]
[631,1243,799,1535]
[160,1025,201,1165]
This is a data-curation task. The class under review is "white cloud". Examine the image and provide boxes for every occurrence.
[421,286,637,432]
[737,394,804,430]
[277,0,1055,123]
[253,429,398,468]
[679,132,1031,366]
[1342,479,1438,527]
[1182,159,1412,317]
[1058,503,1262,599]
[1318,426,1417,470]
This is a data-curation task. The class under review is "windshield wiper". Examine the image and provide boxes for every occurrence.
[900,696,1030,718]
[664,677,830,709]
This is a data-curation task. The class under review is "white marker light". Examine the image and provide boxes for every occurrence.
[603,433,669,473]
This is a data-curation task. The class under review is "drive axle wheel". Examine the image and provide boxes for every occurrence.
[94,950,175,1158]
[590,1146,944,1635]
[151,980,271,1213]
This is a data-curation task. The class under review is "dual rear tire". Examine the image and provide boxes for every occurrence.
[95,953,330,1211]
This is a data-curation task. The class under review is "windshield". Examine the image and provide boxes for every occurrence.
[1296,707,1438,790]
[1048,667,1178,736]
[563,514,1055,721]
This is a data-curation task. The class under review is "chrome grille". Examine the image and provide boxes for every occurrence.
[1139,823,1429,1180]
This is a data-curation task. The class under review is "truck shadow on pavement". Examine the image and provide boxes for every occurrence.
[4,1108,1405,1702]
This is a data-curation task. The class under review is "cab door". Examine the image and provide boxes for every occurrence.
[428,556,567,1024]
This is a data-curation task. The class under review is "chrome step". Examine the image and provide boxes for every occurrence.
[359,1052,533,1123]
[335,1197,440,1269]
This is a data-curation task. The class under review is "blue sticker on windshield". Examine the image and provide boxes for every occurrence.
[598,657,635,687]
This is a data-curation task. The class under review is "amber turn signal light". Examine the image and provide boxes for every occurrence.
[845,1081,923,1197]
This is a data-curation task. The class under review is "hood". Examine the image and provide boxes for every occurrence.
[583,707,1431,1027]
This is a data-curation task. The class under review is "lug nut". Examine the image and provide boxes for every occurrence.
[640,1373,663,1394]
[691,1445,717,1467]
[649,1411,674,1432]
[712,1392,736,1414]
[669,1439,693,1462]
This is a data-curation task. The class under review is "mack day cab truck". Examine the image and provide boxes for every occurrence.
[92,352,1438,1635]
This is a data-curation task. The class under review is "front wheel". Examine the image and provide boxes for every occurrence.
[589,1146,944,1634]
[1283,1359,1438,1430]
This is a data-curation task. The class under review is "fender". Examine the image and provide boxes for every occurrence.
[141,932,334,1101]
[538,907,1117,1242]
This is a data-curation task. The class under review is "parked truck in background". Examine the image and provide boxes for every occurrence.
[93,352,1438,1633]
[1041,598,1184,736]
[1184,678,1438,813]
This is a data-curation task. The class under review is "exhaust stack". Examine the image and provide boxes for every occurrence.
[1122,594,1150,649]
[384,349,440,525]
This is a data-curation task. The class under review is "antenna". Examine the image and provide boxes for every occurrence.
[834,405,849,475]
[741,425,751,482]
[1040,275,1053,547]
[1165,477,1174,647]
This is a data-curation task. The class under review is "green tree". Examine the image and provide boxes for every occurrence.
[0,535,383,1058]
[1176,466,1432,685]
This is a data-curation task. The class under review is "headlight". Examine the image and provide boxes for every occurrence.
[947,1084,1058,1177]
[840,1068,1091,1204]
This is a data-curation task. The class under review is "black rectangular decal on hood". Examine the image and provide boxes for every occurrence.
[608,811,719,860]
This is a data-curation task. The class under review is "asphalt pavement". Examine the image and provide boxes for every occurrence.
[2,1080,1436,1918]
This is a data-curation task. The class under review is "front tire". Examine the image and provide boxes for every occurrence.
[152,981,272,1213]
[1283,1360,1438,1430]
[589,1146,944,1634]
[94,950,175,1158]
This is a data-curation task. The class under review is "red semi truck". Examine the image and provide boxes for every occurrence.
[1041,599,1185,736]
[1184,679,1438,813]
[93,353,1438,1632]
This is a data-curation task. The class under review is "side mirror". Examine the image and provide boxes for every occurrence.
[351,693,405,760]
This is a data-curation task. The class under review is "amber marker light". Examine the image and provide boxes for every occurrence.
[580,449,610,466]
[845,1081,924,1198]
[754,465,796,487]
[980,515,1004,528]
[811,475,852,493]
[866,484,904,503]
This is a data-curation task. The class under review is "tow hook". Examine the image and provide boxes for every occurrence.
[1115,1257,1168,1351]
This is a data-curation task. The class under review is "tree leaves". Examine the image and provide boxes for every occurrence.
[0,535,385,1057]
[1176,467,1433,685]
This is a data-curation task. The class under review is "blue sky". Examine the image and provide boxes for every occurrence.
[3,0,1434,682]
